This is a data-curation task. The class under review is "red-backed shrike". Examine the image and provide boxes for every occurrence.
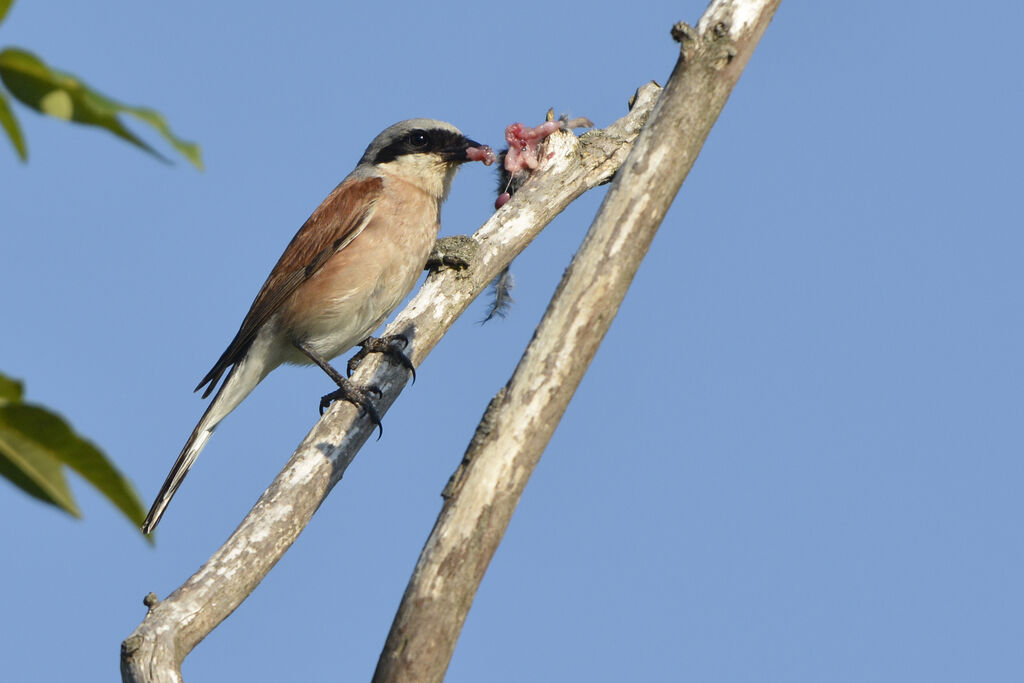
[142,119,494,533]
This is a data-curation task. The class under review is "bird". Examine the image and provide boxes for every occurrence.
[142,119,494,534]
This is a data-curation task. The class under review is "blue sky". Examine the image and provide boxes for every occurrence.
[2,1,1022,681]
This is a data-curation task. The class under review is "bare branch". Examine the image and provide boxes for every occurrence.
[371,1,781,681]
[120,84,660,682]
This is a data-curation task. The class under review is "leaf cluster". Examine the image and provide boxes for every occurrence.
[0,0,201,167]
[0,373,149,537]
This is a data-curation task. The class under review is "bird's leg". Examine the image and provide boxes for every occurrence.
[346,334,416,383]
[292,339,383,438]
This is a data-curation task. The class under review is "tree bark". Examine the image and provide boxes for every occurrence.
[120,82,660,683]
[371,2,781,682]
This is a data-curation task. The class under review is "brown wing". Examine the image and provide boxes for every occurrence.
[195,175,384,398]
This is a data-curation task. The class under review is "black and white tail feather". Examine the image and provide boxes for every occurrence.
[141,350,268,533]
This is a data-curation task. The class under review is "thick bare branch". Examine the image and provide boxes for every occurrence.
[120,85,660,682]
[371,2,781,681]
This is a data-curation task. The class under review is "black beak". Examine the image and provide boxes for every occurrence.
[450,136,495,166]
[440,136,479,163]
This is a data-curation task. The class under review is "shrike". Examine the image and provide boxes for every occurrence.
[142,119,494,533]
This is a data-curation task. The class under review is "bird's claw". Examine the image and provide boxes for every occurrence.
[426,235,478,271]
[318,381,383,439]
[346,334,416,383]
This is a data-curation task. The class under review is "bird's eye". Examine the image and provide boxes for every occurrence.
[407,130,430,148]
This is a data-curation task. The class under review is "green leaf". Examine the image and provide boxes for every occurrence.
[0,372,23,402]
[0,47,202,169]
[0,0,14,27]
[0,372,149,536]
[0,420,80,516]
[0,89,27,160]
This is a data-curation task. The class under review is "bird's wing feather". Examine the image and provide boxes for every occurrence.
[195,175,384,397]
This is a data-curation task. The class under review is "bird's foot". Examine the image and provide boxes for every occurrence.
[427,235,478,271]
[346,334,416,382]
[319,379,383,438]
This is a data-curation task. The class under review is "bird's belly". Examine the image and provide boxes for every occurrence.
[278,207,437,363]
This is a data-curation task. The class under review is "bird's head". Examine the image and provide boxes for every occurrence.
[358,119,494,199]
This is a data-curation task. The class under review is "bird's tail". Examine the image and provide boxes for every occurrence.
[142,357,265,534]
